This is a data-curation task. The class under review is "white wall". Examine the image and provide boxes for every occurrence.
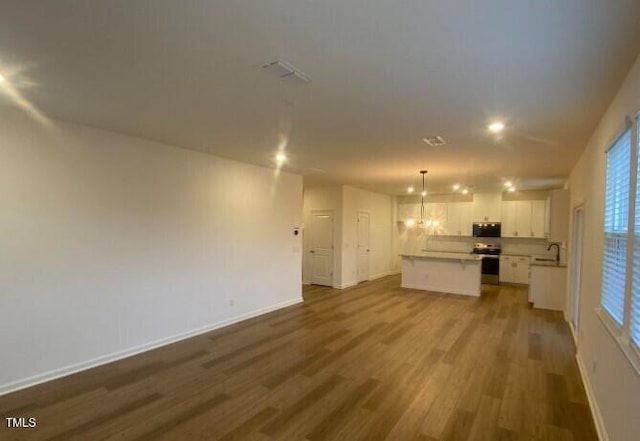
[567,53,640,441]
[0,108,303,394]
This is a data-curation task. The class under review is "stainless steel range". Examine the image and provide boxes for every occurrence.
[471,243,501,285]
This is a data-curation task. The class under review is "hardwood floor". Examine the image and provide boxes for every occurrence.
[0,276,598,440]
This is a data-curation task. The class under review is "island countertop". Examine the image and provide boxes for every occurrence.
[399,251,482,262]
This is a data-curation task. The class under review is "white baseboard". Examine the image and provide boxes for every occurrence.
[335,281,358,289]
[336,270,399,289]
[370,270,399,280]
[0,297,303,396]
[401,283,480,297]
[576,352,609,441]
[568,322,578,346]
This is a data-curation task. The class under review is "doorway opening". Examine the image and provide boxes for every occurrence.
[568,204,584,341]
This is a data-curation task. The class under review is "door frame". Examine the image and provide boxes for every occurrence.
[357,211,371,283]
[309,209,335,287]
[568,203,585,342]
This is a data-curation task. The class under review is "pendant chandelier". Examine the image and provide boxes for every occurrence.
[417,170,428,225]
[405,169,441,229]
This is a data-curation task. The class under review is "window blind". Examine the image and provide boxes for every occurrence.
[632,119,640,347]
[602,129,631,325]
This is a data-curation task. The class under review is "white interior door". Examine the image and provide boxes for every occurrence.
[310,211,334,286]
[357,212,370,283]
[569,206,585,334]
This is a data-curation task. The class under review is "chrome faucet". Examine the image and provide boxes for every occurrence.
[547,243,560,264]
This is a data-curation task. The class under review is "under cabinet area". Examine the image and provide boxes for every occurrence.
[499,255,530,284]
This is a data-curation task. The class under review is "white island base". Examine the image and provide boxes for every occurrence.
[401,253,482,297]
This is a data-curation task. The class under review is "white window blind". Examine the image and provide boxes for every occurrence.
[632,119,640,347]
[602,129,631,325]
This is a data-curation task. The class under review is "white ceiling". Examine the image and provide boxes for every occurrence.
[1,1,639,194]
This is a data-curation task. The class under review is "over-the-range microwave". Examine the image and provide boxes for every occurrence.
[472,222,501,238]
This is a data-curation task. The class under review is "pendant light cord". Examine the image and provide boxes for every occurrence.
[419,170,427,224]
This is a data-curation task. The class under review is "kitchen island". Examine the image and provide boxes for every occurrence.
[400,252,483,297]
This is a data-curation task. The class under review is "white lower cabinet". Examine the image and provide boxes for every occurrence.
[499,256,530,285]
[529,265,567,310]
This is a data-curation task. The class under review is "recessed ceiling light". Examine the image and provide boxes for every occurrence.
[508,187,516,193]
[462,188,469,195]
[504,181,512,187]
[421,191,427,197]
[452,184,460,191]
[0,74,5,83]
[407,186,414,194]
[488,121,505,133]
[275,152,287,164]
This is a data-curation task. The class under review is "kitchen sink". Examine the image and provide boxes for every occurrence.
[531,255,558,264]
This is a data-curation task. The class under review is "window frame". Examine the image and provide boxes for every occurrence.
[598,113,640,375]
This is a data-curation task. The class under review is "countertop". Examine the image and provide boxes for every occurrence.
[399,251,482,262]
[400,250,565,266]
[530,261,567,268]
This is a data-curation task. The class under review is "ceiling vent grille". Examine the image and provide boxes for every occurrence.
[422,136,446,147]
[261,59,311,84]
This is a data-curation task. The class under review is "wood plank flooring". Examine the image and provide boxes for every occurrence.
[0,276,598,440]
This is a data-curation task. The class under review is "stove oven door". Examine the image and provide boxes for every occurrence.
[481,256,499,285]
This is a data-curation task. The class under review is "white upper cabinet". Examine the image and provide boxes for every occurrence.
[398,193,553,240]
[396,202,448,231]
[530,200,547,238]
[446,202,472,236]
[397,201,472,236]
[501,200,547,238]
[501,201,518,237]
[515,201,531,236]
[546,189,570,242]
[426,203,448,234]
[472,193,502,222]
[397,203,420,221]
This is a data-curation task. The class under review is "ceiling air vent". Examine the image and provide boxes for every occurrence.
[261,59,311,84]
[422,136,446,147]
